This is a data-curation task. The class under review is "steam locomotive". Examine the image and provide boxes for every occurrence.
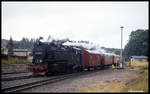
[28,40,120,76]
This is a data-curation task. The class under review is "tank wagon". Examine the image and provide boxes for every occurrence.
[28,40,120,76]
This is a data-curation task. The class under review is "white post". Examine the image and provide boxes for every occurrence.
[120,26,124,68]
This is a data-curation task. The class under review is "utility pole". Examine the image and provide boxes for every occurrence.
[120,26,124,68]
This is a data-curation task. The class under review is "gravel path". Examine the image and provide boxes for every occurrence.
[21,67,137,93]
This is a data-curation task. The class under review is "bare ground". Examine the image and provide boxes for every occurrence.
[21,67,141,93]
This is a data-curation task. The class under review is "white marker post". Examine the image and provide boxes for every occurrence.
[120,26,124,68]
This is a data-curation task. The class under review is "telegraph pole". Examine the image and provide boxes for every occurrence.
[120,26,124,68]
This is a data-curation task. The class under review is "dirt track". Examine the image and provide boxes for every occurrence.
[22,67,140,92]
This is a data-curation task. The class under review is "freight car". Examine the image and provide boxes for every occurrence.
[28,40,120,76]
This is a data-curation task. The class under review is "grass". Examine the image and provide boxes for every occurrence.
[124,61,148,92]
[122,70,148,92]
[2,56,33,64]
[114,61,148,92]
[81,61,148,93]
[130,61,148,67]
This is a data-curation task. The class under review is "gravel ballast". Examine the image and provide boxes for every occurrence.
[21,67,138,92]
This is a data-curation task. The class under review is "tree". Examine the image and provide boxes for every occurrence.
[123,29,148,60]
[6,37,14,55]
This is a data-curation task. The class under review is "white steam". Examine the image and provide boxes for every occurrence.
[40,36,119,56]
[63,40,119,56]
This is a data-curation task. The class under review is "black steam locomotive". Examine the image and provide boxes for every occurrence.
[28,40,85,76]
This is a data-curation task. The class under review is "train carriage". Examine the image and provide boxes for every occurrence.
[103,54,114,66]
[83,50,101,69]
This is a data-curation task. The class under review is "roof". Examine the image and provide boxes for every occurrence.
[13,49,28,52]
[131,56,148,59]
[86,50,102,54]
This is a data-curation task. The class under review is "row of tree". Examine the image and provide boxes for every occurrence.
[5,36,90,55]
[123,29,148,61]
[6,37,38,55]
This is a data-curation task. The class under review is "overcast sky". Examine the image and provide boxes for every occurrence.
[2,1,148,48]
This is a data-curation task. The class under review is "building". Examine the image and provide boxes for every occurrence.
[130,56,148,63]
[13,49,28,57]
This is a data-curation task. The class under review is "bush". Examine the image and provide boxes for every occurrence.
[2,59,9,64]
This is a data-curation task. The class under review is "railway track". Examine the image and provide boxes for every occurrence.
[2,68,105,93]
[2,74,71,93]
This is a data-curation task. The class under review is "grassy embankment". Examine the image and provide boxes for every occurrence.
[2,56,33,64]
[122,61,148,92]
[82,61,148,92]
